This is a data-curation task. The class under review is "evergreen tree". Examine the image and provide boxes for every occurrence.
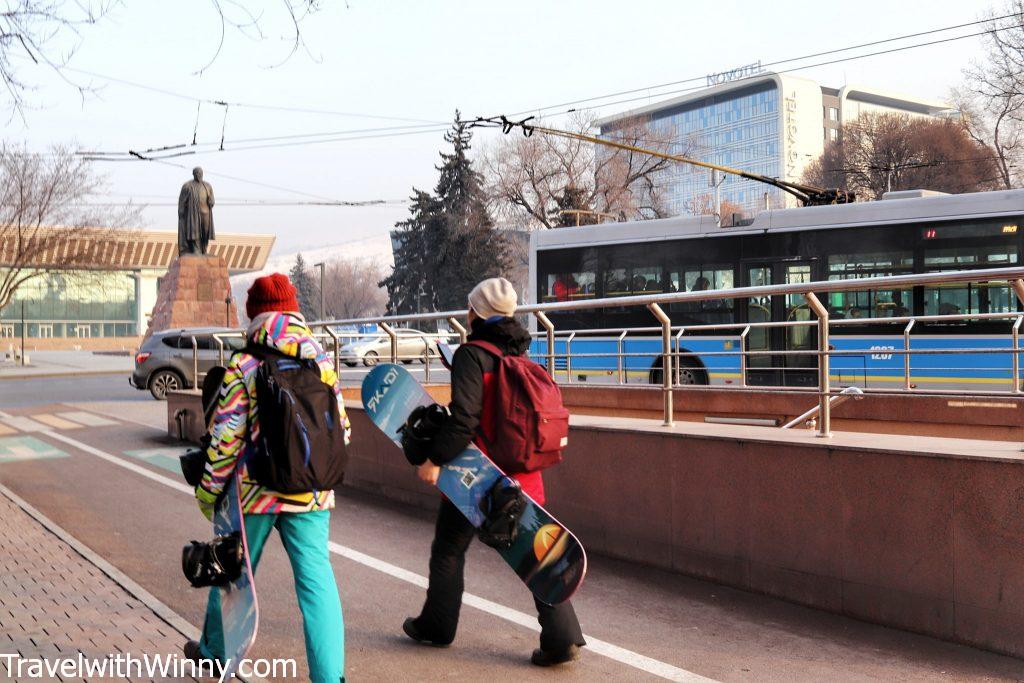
[382,113,511,314]
[289,253,319,319]
[380,190,440,314]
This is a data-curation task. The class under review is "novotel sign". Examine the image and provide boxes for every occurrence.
[706,60,765,87]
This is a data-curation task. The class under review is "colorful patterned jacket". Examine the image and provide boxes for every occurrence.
[195,312,351,517]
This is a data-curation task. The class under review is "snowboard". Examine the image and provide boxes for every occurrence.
[211,469,259,679]
[201,368,259,679]
[361,363,587,605]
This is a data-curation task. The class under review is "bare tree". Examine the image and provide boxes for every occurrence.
[0,1,323,117]
[322,257,388,319]
[685,194,746,226]
[952,0,1024,189]
[0,1,115,116]
[482,112,678,231]
[802,112,1000,200]
[0,144,139,312]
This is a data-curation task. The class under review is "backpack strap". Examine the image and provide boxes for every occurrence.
[466,340,504,358]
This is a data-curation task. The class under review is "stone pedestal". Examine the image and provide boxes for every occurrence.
[145,254,238,337]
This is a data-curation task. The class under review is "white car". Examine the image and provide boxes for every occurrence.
[339,329,441,366]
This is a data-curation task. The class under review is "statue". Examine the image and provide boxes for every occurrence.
[178,167,215,255]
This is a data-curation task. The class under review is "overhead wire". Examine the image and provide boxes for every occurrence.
[57,63,447,125]
[510,13,1022,118]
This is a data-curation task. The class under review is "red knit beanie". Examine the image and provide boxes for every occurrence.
[246,273,300,319]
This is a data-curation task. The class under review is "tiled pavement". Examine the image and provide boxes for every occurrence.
[0,488,198,682]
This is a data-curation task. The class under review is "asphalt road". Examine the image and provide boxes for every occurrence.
[0,380,1022,681]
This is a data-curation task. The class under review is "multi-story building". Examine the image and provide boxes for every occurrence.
[0,228,273,348]
[597,70,953,216]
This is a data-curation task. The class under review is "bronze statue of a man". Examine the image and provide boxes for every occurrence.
[178,167,215,255]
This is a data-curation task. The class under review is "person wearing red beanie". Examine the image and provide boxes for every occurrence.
[246,272,301,320]
[190,270,348,681]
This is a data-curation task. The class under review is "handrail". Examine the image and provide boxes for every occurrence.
[308,270,1024,431]
[316,267,1024,327]
[781,387,865,429]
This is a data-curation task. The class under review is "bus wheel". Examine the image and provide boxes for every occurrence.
[676,362,707,385]
[647,356,708,386]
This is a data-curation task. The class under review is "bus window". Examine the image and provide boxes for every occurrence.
[544,272,596,302]
[923,246,1017,316]
[603,266,663,297]
[667,267,734,323]
[827,252,912,318]
[746,266,772,369]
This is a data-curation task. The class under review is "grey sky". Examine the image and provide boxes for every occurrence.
[8,0,999,255]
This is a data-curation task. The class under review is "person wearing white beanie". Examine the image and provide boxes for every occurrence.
[402,276,586,666]
[467,277,517,320]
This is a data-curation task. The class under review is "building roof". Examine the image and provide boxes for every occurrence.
[837,84,953,116]
[595,72,816,128]
[595,72,952,127]
[0,227,274,274]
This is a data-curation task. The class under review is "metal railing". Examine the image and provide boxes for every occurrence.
[313,266,1024,436]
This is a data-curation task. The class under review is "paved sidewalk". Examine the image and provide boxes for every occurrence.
[0,350,133,380]
[0,485,200,682]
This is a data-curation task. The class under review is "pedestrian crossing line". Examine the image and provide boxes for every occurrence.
[56,411,119,427]
[123,447,193,476]
[30,414,82,430]
[41,428,716,683]
[0,416,50,433]
[0,436,69,463]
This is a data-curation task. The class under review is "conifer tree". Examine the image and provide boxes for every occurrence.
[289,253,319,320]
[382,113,511,314]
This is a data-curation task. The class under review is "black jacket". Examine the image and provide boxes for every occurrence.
[430,317,531,465]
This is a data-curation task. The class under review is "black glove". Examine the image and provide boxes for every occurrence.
[400,404,449,466]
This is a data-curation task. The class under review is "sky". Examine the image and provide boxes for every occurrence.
[6,0,1004,259]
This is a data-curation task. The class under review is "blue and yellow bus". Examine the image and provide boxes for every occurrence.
[528,188,1024,390]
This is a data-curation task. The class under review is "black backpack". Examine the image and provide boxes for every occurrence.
[245,345,348,494]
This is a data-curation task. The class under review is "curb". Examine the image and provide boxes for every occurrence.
[0,480,201,642]
[0,369,129,381]
[0,481,271,683]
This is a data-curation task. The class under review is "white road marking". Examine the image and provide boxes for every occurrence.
[329,542,714,682]
[32,428,715,682]
[1,416,50,432]
[57,411,119,427]
[45,431,193,495]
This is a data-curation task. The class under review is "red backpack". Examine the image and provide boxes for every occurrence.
[468,340,570,473]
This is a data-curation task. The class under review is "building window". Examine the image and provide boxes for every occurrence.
[1,324,13,338]
[829,107,839,121]
[37,324,53,338]
[829,128,839,142]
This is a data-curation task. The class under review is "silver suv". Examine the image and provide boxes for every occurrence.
[339,329,441,366]
[130,328,245,400]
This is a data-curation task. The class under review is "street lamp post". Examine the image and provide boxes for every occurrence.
[314,262,326,321]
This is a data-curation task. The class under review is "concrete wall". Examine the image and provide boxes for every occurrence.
[560,385,1024,441]
[4,337,142,352]
[343,405,1024,659]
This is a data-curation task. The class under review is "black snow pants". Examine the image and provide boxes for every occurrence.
[413,497,586,651]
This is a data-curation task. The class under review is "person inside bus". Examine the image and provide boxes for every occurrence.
[551,274,578,302]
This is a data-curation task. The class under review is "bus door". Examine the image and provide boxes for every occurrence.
[743,260,817,387]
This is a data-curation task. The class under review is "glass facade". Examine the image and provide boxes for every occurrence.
[603,81,785,217]
[0,270,138,339]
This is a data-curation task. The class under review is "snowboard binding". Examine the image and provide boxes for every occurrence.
[477,476,526,549]
[399,403,450,465]
[182,532,245,588]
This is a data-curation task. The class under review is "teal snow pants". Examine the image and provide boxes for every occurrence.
[199,509,344,683]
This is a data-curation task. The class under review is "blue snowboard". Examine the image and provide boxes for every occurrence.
[362,363,587,605]
[212,470,259,678]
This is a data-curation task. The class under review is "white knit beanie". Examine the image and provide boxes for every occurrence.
[468,277,517,319]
